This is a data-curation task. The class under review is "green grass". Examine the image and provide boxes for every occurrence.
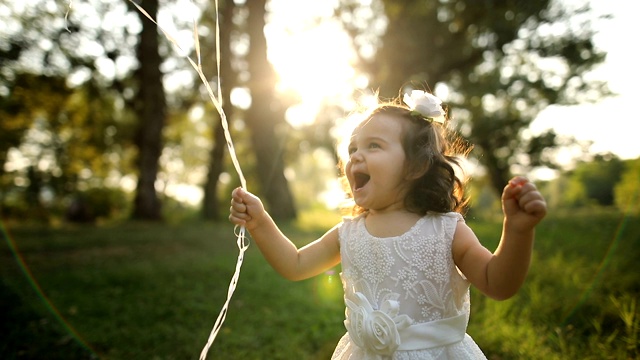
[1,209,638,359]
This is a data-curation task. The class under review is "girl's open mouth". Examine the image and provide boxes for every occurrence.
[353,172,370,191]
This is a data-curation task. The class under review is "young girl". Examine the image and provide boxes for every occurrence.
[229,90,547,359]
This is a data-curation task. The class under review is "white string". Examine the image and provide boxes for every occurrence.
[126,3,249,359]
[195,1,250,358]
[66,2,249,359]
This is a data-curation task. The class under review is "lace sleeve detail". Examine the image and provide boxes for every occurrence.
[442,212,464,240]
[442,212,467,281]
[338,216,355,244]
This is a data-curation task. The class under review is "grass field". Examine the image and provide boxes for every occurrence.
[1,209,638,359]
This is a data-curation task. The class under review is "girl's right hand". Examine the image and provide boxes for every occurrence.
[501,176,547,232]
[229,187,266,230]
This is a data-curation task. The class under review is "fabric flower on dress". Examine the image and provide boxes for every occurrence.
[344,292,412,356]
[403,90,446,124]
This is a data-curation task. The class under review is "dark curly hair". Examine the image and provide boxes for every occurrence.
[338,97,471,216]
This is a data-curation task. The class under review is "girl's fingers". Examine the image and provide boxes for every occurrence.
[229,187,260,226]
[229,214,246,226]
[509,176,528,187]
[230,198,245,211]
[524,199,547,217]
[511,183,547,219]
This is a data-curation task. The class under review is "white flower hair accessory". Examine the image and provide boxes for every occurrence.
[403,90,446,124]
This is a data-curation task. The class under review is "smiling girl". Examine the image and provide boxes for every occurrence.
[229,90,547,359]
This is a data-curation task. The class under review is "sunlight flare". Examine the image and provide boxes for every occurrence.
[266,3,358,127]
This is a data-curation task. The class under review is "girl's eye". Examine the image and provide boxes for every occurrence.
[348,146,357,155]
[369,142,380,149]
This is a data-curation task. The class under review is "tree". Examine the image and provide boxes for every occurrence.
[1,0,302,223]
[0,74,69,180]
[340,0,610,194]
[563,153,624,207]
[574,153,624,206]
[244,0,296,220]
[202,0,237,220]
[0,1,139,219]
[130,0,167,220]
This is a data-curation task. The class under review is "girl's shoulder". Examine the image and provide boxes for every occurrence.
[340,212,462,226]
[424,212,465,239]
[338,213,366,238]
[340,212,366,224]
[426,211,465,222]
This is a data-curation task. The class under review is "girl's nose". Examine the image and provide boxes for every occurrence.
[349,150,363,163]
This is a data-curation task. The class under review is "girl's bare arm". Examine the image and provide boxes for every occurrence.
[229,187,341,281]
[453,177,547,300]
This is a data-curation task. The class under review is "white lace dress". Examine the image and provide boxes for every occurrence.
[331,212,487,360]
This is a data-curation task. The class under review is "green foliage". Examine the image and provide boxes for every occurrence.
[468,210,639,359]
[0,74,69,170]
[0,0,622,226]
[614,158,640,213]
[571,154,624,206]
[465,176,503,221]
[552,154,626,209]
[563,175,590,207]
[2,209,638,359]
[0,76,138,223]
[66,188,131,223]
[340,0,610,194]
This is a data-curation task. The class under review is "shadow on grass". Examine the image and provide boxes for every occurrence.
[0,278,97,359]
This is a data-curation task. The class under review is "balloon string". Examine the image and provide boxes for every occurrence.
[191,3,248,357]
[126,0,247,189]
[199,226,249,360]
[67,2,249,359]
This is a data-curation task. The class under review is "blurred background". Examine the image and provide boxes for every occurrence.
[0,0,637,222]
[1,0,638,359]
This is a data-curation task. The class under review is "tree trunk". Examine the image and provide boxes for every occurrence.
[245,0,296,220]
[202,1,236,221]
[131,0,165,220]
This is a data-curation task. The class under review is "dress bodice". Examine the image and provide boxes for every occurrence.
[339,212,470,324]
[332,212,487,359]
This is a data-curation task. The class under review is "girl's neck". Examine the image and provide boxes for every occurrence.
[364,209,422,238]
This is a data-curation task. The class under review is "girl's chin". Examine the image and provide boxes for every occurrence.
[352,195,368,208]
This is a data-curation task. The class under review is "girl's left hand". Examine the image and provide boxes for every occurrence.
[501,176,547,231]
[229,187,266,231]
